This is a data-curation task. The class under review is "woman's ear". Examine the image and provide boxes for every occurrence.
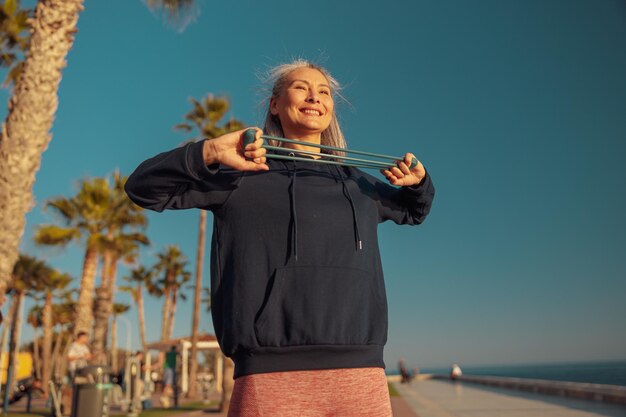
[270,97,279,116]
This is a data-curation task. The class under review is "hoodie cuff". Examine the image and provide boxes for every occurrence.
[187,139,220,179]
[406,170,431,192]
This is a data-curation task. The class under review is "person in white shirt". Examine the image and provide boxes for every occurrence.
[67,331,93,378]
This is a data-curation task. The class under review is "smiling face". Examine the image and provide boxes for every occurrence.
[270,67,334,139]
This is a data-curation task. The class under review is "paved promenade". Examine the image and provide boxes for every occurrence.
[393,379,626,417]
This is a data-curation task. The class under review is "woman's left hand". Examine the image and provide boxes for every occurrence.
[381,153,426,186]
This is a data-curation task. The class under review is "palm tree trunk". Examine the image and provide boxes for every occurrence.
[0,0,85,307]
[6,292,25,395]
[50,329,63,381]
[75,245,98,334]
[106,259,119,348]
[42,293,53,396]
[0,297,17,374]
[137,285,147,352]
[160,280,172,342]
[110,316,118,373]
[57,329,72,379]
[188,209,206,398]
[166,287,178,342]
[92,250,113,363]
[32,328,41,379]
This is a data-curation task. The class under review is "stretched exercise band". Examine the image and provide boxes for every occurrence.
[242,129,418,170]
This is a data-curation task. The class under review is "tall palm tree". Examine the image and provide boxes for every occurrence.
[166,268,190,341]
[26,304,42,379]
[0,0,85,308]
[34,177,113,335]
[25,273,72,391]
[50,295,75,381]
[40,270,71,395]
[109,302,129,374]
[0,295,17,373]
[5,254,50,397]
[91,173,148,363]
[0,0,197,308]
[175,94,245,397]
[120,266,153,353]
[151,245,189,342]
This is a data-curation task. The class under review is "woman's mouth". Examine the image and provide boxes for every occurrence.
[300,108,322,116]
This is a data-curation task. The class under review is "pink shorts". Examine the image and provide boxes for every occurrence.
[228,367,392,417]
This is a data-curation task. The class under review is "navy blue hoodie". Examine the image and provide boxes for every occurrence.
[124,139,435,378]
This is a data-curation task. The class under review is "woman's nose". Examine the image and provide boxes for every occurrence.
[306,91,320,103]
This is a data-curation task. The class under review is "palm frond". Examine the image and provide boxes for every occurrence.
[174,123,193,132]
[11,253,55,293]
[34,225,80,246]
[2,59,21,87]
[176,93,246,141]
[201,287,211,312]
[143,0,199,32]
[118,285,139,302]
[44,197,78,222]
[112,302,130,315]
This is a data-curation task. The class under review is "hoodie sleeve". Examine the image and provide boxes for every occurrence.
[363,170,435,225]
[124,139,243,212]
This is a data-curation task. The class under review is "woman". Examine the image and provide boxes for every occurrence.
[125,60,435,416]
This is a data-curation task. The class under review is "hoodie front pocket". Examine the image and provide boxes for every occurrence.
[254,265,386,347]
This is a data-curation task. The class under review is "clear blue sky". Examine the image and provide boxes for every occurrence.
[3,0,625,370]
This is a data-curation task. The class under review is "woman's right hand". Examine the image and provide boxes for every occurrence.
[202,128,269,171]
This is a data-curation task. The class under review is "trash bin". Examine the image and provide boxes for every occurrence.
[71,365,113,417]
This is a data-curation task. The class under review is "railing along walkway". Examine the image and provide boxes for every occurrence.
[393,378,626,417]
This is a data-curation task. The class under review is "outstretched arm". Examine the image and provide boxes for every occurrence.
[370,153,435,225]
[124,128,268,212]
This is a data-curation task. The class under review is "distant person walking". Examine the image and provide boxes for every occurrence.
[399,358,411,383]
[450,363,463,381]
[160,346,177,408]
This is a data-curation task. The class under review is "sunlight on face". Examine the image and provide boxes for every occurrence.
[270,67,334,139]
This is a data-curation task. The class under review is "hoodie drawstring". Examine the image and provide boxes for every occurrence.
[284,157,363,264]
[288,155,298,261]
[335,166,363,251]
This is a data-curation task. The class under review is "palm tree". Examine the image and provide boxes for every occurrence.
[50,296,75,381]
[151,245,189,342]
[5,254,50,397]
[144,0,196,30]
[0,0,33,86]
[26,304,42,379]
[0,0,85,308]
[40,270,71,395]
[166,268,190,341]
[201,287,211,312]
[109,302,130,374]
[0,295,17,374]
[24,272,72,394]
[34,177,112,335]
[120,266,153,353]
[92,173,148,363]
[0,0,197,308]
[175,94,245,397]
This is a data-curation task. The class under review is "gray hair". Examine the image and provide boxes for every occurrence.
[260,60,346,156]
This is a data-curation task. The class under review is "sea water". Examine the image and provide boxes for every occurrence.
[412,360,626,387]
